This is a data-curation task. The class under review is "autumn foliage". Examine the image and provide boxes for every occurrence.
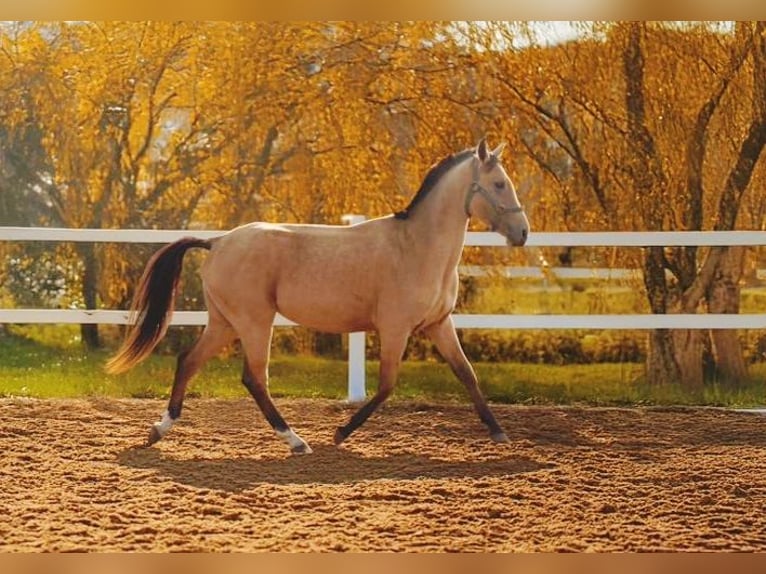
[1,22,765,387]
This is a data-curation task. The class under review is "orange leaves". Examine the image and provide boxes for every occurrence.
[6,21,763,240]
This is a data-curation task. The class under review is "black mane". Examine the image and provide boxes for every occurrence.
[394,149,474,220]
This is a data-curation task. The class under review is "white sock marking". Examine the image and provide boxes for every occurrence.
[276,428,310,452]
[153,410,174,438]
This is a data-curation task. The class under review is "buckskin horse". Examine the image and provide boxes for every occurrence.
[106,138,530,454]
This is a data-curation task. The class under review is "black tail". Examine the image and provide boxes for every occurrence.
[106,237,211,374]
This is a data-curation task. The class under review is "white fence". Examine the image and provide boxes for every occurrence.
[2,225,766,401]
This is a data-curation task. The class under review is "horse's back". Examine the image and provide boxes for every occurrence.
[201,220,397,333]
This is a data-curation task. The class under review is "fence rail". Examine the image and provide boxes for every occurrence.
[2,225,766,401]
[3,309,766,330]
[2,226,766,246]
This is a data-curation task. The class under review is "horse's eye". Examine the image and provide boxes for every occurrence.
[494,181,506,191]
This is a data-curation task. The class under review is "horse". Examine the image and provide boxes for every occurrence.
[106,138,529,454]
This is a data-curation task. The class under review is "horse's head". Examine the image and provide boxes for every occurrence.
[465,138,529,247]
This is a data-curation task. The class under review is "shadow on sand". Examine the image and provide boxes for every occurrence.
[116,443,550,492]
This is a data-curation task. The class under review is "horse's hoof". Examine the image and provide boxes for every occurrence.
[490,432,510,443]
[145,425,163,447]
[334,427,348,446]
[291,442,313,455]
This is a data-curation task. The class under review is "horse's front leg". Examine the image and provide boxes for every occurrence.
[424,316,509,442]
[334,331,409,445]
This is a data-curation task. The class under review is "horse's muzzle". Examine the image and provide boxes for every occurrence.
[506,226,528,247]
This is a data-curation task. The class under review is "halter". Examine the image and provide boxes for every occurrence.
[464,158,524,223]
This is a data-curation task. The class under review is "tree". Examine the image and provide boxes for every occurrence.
[0,23,73,319]
[0,23,56,227]
[2,21,493,347]
[475,21,766,388]
[8,22,228,347]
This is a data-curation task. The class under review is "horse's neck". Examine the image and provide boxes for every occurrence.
[403,168,470,271]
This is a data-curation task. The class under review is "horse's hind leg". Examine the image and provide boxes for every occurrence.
[424,317,508,443]
[240,325,312,455]
[146,305,234,446]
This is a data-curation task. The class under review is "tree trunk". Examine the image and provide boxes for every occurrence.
[622,24,689,389]
[642,244,689,386]
[707,246,747,385]
[671,329,705,391]
[643,247,705,390]
[78,243,101,349]
[646,329,680,386]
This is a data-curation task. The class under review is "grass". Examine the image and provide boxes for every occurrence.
[2,328,765,408]
[470,276,766,315]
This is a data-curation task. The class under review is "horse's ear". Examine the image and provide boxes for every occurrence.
[491,142,506,160]
[477,138,489,162]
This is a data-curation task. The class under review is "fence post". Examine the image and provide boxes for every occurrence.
[341,214,367,403]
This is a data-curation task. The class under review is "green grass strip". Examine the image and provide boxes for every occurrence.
[2,333,765,408]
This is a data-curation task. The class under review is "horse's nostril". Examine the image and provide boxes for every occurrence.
[522,228,528,240]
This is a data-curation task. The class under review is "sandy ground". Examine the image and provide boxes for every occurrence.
[1,397,765,552]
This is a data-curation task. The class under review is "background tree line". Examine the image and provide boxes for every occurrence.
[1,21,764,389]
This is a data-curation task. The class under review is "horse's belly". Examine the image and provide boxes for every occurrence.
[276,290,374,333]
